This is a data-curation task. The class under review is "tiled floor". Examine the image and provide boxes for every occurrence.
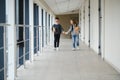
[17,39,120,80]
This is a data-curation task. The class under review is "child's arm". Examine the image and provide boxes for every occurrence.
[52,24,55,32]
[65,26,72,34]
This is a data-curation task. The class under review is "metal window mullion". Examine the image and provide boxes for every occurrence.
[23,25,26,68]
[46,26,47,45]
[36,26,39,55]
[83,6,85,40]
[14,24,18,78]
[4,25,7,80]
[39,26,41,53]
[14,0,20,78]
[88,0,91,47]
[40,26,42,53]
[44,26,46,46]
[23,0,26,68]
[98,0,102,55]
[29,25,32,62]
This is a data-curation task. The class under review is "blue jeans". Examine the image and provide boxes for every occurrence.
[72,34,79,48]
[76,34,79,46]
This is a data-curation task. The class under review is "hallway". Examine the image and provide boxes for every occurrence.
[1,0,120,80]
[17,39,120,80]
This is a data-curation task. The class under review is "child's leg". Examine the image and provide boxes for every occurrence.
[72,35,76,48]
[77,35,79,46]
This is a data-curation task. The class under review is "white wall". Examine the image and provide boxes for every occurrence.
[84,0,89,46]
[80,4,85,41]
[104,0,120,72]
[90,0,99,53]
[80,0,120,72]
[80,0,99,53]
[6,0,15,80]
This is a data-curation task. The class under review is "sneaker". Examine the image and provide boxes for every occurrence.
[54,48,56,50]
[72,48,76,51]
[56,47,59,51]
[76,47,80,50]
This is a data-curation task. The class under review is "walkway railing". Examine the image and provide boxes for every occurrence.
[0,23,51,80]
[15,24,31,69]
[15,24,42,78]
[0,23,10,80]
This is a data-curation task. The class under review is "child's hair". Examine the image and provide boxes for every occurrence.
[55,17,59,20]
[71,19,78,27]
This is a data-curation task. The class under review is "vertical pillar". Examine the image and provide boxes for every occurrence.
[29,0,34,62]
[6,0,16,79]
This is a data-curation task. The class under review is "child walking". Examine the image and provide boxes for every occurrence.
[65,19,80,51]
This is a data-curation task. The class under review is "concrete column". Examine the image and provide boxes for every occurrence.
[6,0,15,79]
[29,0,34,62]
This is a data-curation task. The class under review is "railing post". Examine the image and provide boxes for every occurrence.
[29,25,33,63]
[40,26,42,53]
[4,25,7,80]
[36,26,38,56]
[23,25,26,69]
[44,26,45,47]
[14,24,18,79]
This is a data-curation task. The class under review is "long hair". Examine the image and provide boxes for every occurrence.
[71,19,78,27]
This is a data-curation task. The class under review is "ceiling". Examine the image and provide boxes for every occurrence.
[44,0,84,15]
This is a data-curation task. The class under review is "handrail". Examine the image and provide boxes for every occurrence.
[0,47,4,50]
[0,23,43,28]
[0,23,43,80]
[0,67,4,72]
[0,23,10,26]
[15,24,31,27]
[34,25,42,28]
